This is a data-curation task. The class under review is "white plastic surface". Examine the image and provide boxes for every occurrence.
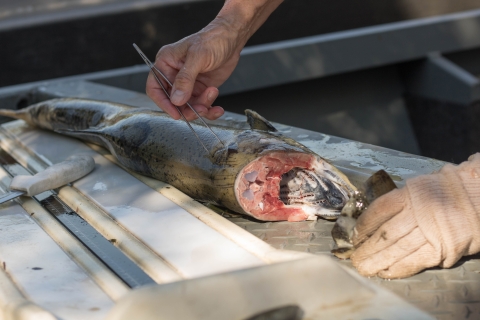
[0,196,114,320]
[106,256,433,320]
[3,121,265,278]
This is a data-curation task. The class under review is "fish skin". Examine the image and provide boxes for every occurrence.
[0,98,355,221]
[331,170,397,259]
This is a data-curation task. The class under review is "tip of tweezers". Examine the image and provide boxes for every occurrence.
[133,43,152,68]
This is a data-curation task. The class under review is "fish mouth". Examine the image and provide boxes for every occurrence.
[235,152,354,222]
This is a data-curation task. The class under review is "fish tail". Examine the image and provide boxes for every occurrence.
[0,109,29,121]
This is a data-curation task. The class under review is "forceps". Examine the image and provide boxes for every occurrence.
[133,43,225,155]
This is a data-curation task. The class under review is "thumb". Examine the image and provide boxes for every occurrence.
[170,52,204,106]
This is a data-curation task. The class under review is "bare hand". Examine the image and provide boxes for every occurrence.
[146,19,246,121]
[146,0,284,121]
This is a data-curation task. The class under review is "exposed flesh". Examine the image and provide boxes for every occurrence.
[235,152,351,222]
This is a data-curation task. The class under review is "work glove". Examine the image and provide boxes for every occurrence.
[351,153,480,279]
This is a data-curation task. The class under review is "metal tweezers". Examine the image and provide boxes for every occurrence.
[133,43,225,155]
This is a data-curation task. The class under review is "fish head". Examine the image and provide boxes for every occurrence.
[234,146,356,222]
[279,165,352,217]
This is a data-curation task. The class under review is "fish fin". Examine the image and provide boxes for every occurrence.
[55,127,101,134]
[362,170,397,203]
[55,128,107,146]
[0,109,20,118]
[245,109,278,132]
[0,108,32,123]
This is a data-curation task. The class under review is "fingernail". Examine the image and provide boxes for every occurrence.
[171,90,185,105]
[207,91,216,102]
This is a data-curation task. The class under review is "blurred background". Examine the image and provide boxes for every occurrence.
[2,0,480,163]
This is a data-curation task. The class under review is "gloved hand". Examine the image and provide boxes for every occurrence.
[147,0,283,121]
[351,153,480,279]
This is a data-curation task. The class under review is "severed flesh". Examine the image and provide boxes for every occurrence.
[235,152,353,222]
[280,168,346,209]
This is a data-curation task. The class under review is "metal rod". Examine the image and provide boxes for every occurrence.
[149,69,210,154]
[133,43,225,151]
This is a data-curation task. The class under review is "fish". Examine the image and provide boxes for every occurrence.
[331,170,397,259]
[0,98,356,222]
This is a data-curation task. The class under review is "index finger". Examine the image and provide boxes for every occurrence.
[170,49,207,107]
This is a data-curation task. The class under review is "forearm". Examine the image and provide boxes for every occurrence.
[213,0,283,50]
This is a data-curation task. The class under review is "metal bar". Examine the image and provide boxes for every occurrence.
[0,0,196,31]
[2,10,480,102]
[403,52,480,104]
[0,189,24,203]
[0,148,155,289]
[220,9,480,95]
[40,195,155,288]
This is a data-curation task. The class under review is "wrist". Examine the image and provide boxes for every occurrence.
[214,0,283,50]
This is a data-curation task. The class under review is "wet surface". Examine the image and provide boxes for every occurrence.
[0,148,155,288]
[215,111,445,190]
[40,195,155,288]
[222,209,480,320]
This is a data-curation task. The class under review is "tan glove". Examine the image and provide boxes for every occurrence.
[351,153,480,279]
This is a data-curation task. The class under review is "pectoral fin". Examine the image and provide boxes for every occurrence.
[55,128,107,147]
[245,109,277,132]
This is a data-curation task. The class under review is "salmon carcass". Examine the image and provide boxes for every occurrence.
[0,98,356,222]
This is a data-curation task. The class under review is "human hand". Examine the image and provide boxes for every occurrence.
[351,153,480,279]
[147,19,243,121]
[146,0,283,121]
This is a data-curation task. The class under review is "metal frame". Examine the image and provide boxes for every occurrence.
[2,8,480,100]
[404,52,480,104]
[224,9,480,96]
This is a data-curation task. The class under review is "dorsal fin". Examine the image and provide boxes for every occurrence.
[245,109,277,132]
